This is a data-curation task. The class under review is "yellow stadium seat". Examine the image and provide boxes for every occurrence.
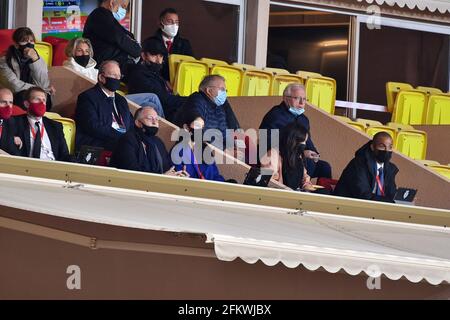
[270,74,303,96]
[386,122,415,131]
[200,57,228,68]
[241,69,272,96]
[425,94,450,125]
[263,67,290,75]
[365,126,397,140]
[174,60,209,96]
[334,115,352,122]
[116,90,127,97]
[346,121,366,132]
[296,70,322,82]
[391,90,427,125]
[417,159,440,166]
[232,62,259,71]
[386,82,413,113]
[416,86,443,95]
[305,77,336,114]
[210,65,243,97]
[395,129,427,160]
[168,54,196,85]
[34,41,53,67]
[44,111,62,120]
[356,118,383,128]
[53,117,76,155]
[428,165,450,180]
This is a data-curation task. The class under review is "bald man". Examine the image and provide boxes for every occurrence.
[334,132,399,202]
[0,88,22,155]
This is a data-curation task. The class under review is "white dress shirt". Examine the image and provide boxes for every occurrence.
[28,116,55,161]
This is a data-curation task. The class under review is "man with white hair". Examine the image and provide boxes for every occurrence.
[259,83,332,180]
[0,87,22,155]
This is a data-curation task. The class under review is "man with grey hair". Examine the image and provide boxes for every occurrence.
[259,83,332,180]
[174,74,240,147]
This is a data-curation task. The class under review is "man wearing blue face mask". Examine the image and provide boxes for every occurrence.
[113,0,128,22]
[259,83,332,180]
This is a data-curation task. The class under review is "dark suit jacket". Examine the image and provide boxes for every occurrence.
[152,29,193,81]
[15,115,70,161]
[0,117,21,155]
[83,7,141,71]
[75,84,134,151]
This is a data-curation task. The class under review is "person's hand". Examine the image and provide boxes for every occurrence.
[23,47,39,62]
[304,150,320,162]
[14,136,23,150]
[48,85,56,96]
[303,183,317,192]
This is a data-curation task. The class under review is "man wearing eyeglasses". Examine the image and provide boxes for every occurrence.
[0,88,22,155]
[259,83,332,180]
[75,60,134,153]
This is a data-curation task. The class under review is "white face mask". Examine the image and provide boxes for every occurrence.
[162,23,179,38]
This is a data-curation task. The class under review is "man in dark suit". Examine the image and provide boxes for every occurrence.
[334,132,398,202]
[127,37,188,122]
[15,87,69,161]
[83,0,141,74]
[0,88,22,155]
[75,60,134,152]
[151,7,193,82]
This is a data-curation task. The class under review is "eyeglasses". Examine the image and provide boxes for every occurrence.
[0,99,13,105]
[286,96,307,103]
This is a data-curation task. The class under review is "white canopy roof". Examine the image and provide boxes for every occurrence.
[358,0,450,13]
[0,173,449,285]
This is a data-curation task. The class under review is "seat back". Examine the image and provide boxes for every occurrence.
[168,54,196,86]
[200,57,228,68]
[174,60,209,96]
[0,29,15,55]
[53,117,76,155]
[305,77,336,114]
[35,41,53,67]
[428,165,450,180]
[241,70,272,96]
[416,86,443,96]
[391,90,427,125]
[263,67,290,75]
[296,70,321,82]
[43,36,69,66]
[271,74,303,96]
[211,65,243,97]
[231,62,259,71]
[386,82,413,113]
[395,129,427,160]
[44,111,62,120]
[425,94,450,125]
[386,122,414,132]
[345,121,366,132]
[365,126,397,140]
[356,118,383,128]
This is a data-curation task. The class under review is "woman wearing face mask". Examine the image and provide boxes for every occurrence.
[260,122,315,191]
[171,111,225,182]
[0,27,55,111]
[63,37,98,81]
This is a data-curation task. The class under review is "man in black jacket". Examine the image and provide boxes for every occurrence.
[152,7,193,82]
[127,37,187,122]
[334,132,399,202]
[0,88,22,155]
[83,0,141,74]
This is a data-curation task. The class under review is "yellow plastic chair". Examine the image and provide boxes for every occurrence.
[416,86,443,95]
[35,41,53,67]
[428,165,450,180]
[241,69,272,96]
[263,67,290,75]
[391,90,427,125]
[271,74,303,96]
[334,115,352,122]
[210,65,243,97]
[417,159,440,166]
[365,126,397,140]
[305,77,336,114]
[356,118,383,128]
[395,129,427,160]
[168,54,196,86]
[386,122,415,132]
[346,121,366,132]
[53,117,76,155]
[425,94,450,125]
[296,70,322,83]
[44,111,62,120]
[232,62,259,72]
[200,57,228,68]
[386,82,413,113]
[174,60,209,96]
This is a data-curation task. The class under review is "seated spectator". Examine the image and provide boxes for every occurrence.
[171,110,224,182]
[334,132,398,202]
[83,0,141,75]
[127,37,187,122]
[0,27,56,111]
[260,122,315,191]
[75,60,133,152]
[152,7,193,82]
[0,88,23,155]
[64,37,164,117]
[174,75,240,148]
[110,106,188,177]
[15,87,69,161]
[259,83,332,180]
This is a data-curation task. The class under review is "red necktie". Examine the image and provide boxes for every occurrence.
[166,40,173,53]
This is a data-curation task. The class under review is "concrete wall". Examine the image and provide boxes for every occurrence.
[415,125,450,165]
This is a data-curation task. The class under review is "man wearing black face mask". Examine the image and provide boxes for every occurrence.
[75,60,134,152]
[334,132,398,202]
[127,38,187,122]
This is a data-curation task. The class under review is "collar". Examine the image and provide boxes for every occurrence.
[100,86,115,98]
[162,34,174,43]
[27,115,43,127]
[376,162,384,170]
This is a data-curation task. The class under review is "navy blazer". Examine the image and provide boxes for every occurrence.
[0,117,21,155]
[75,85,134,151]
[15,115,70,161]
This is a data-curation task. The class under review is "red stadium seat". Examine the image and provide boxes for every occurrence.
[12,105,26,116]
[43,36,69,66]
[0,29,15,55]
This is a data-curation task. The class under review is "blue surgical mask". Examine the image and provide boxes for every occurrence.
[214,90,227,106]
[289,107,305,117]
[113,6,127,21]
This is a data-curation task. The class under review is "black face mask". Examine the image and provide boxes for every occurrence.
[141,124,159,137]
[145,61,163,73]
[19,43,35,52]
[102,77,121,92]
[74,55,90,68]
[374,150,392,163]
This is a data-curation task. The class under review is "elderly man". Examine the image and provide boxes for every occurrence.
[0,88,22,155]
[75,60,134,152]
[110,106,188,177]
[174,75,240,148]
[83,0,141,74]
[259,83,332,180]
[334,132,398,202]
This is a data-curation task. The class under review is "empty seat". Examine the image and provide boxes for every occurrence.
[425,94,450,125]
[0,29,15,55]
[428,165,450,180]
[386,122,415,131]
[43,36,69,66]
[174,60,209,96]
[263,67,290,75]
[386,82,413,113]
[365,126,397,140]
[395,129,427,160]
[168,54,196,85]
[271,74,303,96]
[356,118,383,128]
[200,57,228,68]
[391,90,427,125]
[305,77,336,114]
[34,41,53,67]
[53,117,76,155]
[232,62,259,72]
[44,111,62,120]
[346,121,366,132]
[334,115,352,122]
[241,69,272,96]
[211,65,243,97]
[416,86,443,95]
[296,70,321,82]
[417,159,440,166]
